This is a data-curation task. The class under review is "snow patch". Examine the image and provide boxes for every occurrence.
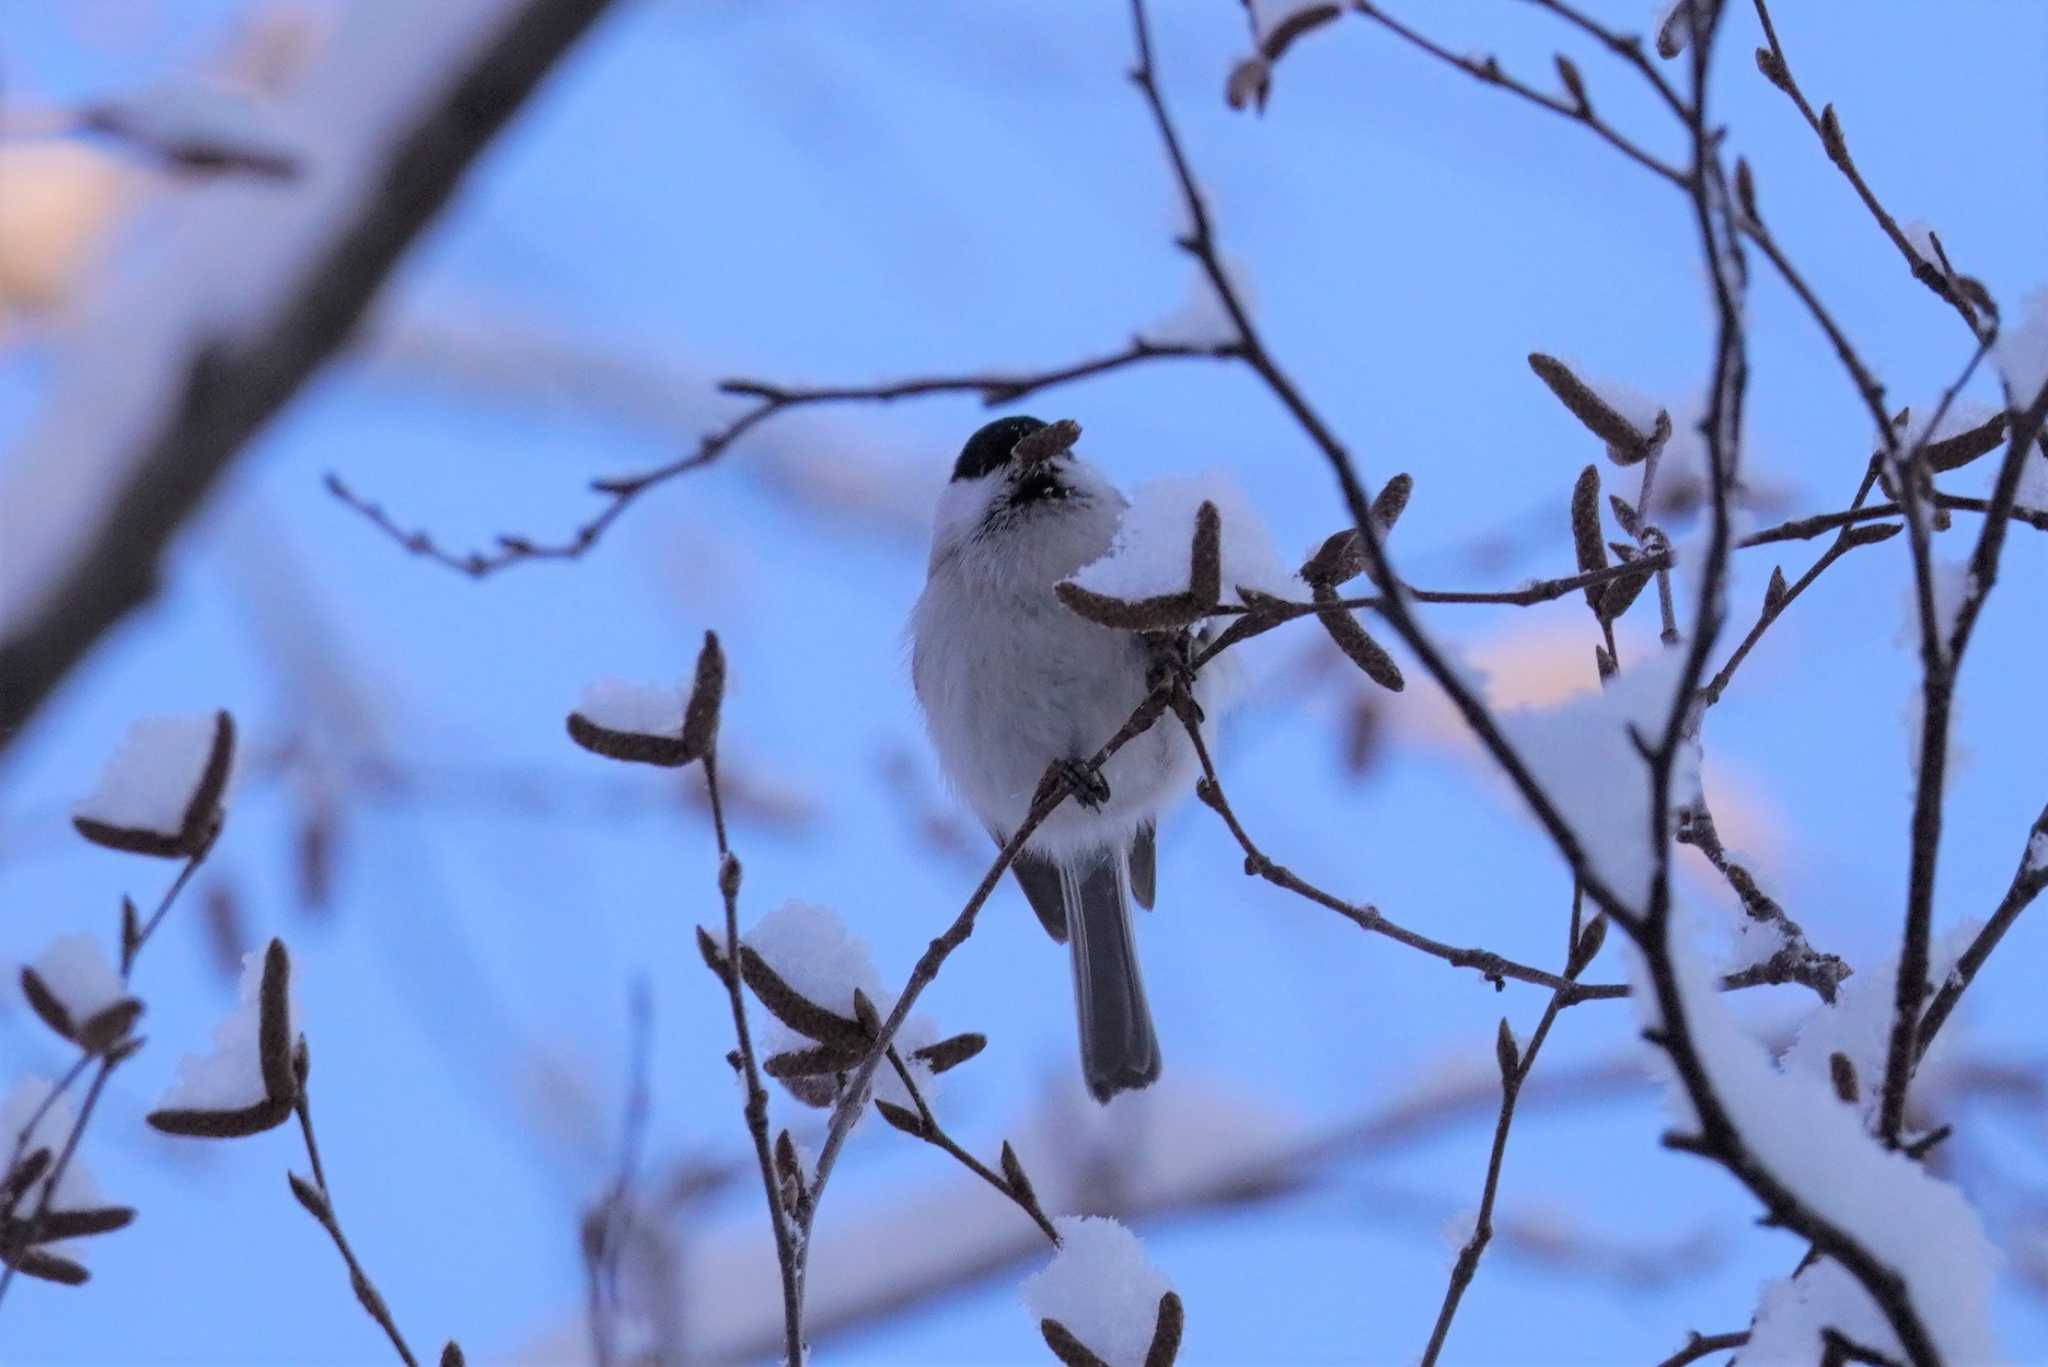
[742,900,938,1111]
[576,678,684,737]
[1021,1216,1173,1367]
[29,934,126,1024]
[157,947,301,1112]
[1069,472,1290,606]
[1628,913,1999,1363]
[1497,647,1698,908]
[74,713,232,839]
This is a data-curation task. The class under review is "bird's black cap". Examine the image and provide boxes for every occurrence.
[952,415,1046,482]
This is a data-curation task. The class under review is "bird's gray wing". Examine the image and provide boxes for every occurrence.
[1005,838,1069,943]
[1129,821,1156,911]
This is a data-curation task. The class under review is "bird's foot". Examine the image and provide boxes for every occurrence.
[1047,757,1111,811]
[1144,629,1205,724]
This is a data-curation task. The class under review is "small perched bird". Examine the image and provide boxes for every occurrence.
[910,416,1219,1101]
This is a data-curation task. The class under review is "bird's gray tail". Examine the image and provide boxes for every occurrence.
[1061,846,1161,1103]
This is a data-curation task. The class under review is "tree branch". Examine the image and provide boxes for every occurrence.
[0,0,625,752]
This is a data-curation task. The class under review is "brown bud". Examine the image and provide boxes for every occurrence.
[289,1170,331,1222]
[1753,45,1788,89]
[873,1099,927,1139]
[681,631,726,761]
[1829,1051,1858,1104]
[1734,157,1758,222]
[1841,521,1904,548]
[1657,2,1694,59]
[1820,104,1847,164]
[1225,56,1271,113]
[1529,354,1663,465]
[1000,1140,1038,1205]
[694,926,734,987]
[1311,585,1403,692]
[1259,2,1340,61]
[763,1044,865,1079]
[1594,644,1617,681]
[1041,1318,1113,1367]
[1923,411,2009,472]
[146,1095,293,1138]
[1495,1018,1520,1081]
[912,1032,988,1075]
[1555,55,1587,110]
[1188,501,1222,607]
[30,1205,134,1242]
[1608,495,1643,540]
[736,946,867,1048]
[1371,473,1413,536]
[1055,582,1207,632]
[565,712,690,767]
[851,988,881,1039]
[1764,565,1790,613]
[1571,465,1607,611]
[1145,1290,1187,1367]
[1568,914,1608,976]
[257,939,296,1105]
[1012,418,1082,466]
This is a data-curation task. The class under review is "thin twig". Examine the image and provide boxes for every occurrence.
[1418,884,1587,1366]
[327,339,1235,577]
[1749,0,1986,336]
[291,1088,419,1367]
[1914,802,2048,1060]
[699,752,806,1366]
[0,850,205,1307]
[1654,1329,1751,1367]
[878,1048,1060,1246]
[1352,1,1688,187]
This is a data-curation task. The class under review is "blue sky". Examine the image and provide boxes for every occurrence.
[3,1,2046,1362]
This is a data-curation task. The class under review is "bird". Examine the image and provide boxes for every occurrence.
[910,415,1219,1102]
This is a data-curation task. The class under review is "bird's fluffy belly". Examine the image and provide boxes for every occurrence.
[921,589,1188,856]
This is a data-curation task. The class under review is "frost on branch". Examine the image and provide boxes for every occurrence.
[148,939,301,1137]
[20,934,138,1053]
[1498,648,1698,907]
[1067,473,1288,611]
[1023,1216,1180,1367]
[72,710,237,858]
[1630,916,1998,1363]
[736,900,937,1113]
